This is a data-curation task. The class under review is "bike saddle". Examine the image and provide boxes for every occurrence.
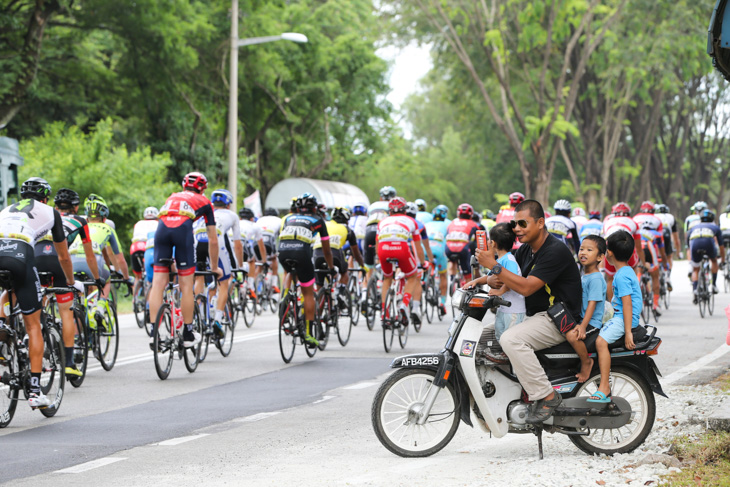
[284,259,298,269]
[158,258,174,267]
[537,325,653,358]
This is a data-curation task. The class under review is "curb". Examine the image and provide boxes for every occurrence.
[707,398,730,432]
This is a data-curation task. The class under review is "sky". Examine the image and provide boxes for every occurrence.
[376,43,433,114]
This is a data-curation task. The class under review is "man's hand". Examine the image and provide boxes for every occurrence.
[575,325,587,341]
[475,247,497,269]
[211,267,223,279]
[624,333,635,350]
[71,280,85,294]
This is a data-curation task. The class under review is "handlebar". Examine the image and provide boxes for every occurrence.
[347,267,366,273]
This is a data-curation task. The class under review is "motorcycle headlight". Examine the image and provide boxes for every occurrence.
[451,288,466,309]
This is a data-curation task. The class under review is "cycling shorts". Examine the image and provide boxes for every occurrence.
[642,243,659,272]
[33,243,73,304]
[429,241,448,273]
[377,241,418,278]
[153,219,195,276]
[242,240,255,262]
[603,248,639,276]
[722,231,730,248]
[364,224,378,267]
[445,245,471,275]
[130,241,146,255]
[131,250,145,277]
[72,254,109,282]
[254,241,276,262]
[0,242,42,315]
[663,232,674,255]
[279,247,315,287]
[144,248,155,284]
[195,241,232,281]
[195,241,209,271]
[690,238,717,267]
[313,248,345,286]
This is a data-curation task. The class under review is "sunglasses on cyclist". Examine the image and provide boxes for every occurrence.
[509,219,529,229]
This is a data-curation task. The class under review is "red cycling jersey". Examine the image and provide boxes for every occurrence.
[159,191,215,229]
[445,218,480,252]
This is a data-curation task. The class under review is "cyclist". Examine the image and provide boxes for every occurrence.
[364,186,397,284]
[602,202,645,301]
[571,207,588,234]
[719,204,730,250]
[239,207,266,297]
[579,211,603,241]
[634,201,668,315]
[687,209,726,299]
[130,207,159,303]
[348,202,368,254]
[545,200,580,258]
[481,209,496,231]
[415,198,433,224]
[496,192,524,224]
[255,207,282,292]
[376,197,426,327]
[425,204,450,316]
[405,201,434,325]
[37,188,103,378]
[314,207,364,305]
[148,172,221,349]
[70,195,132,298]
[654,203,680,290]
[196,189,243,338]
[278,193,334,347]
[445,203,483,285]
[0,178,82,408]
[685,201,706,234]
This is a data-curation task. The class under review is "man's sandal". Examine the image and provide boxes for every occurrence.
[526,392,562,425]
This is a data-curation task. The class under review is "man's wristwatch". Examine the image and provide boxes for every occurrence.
[491,263,503,275]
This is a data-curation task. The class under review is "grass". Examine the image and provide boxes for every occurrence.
[113,286,134,314]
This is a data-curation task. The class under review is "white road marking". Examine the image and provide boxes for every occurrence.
[342,381,379,390]
[313,395,335,404]
[157,434,209,446]
[55,457,127,474]
[663,343,730,385]
[234,412,281,423]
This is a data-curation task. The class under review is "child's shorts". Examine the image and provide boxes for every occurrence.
[495,311,525,341]
[599,315,637,344]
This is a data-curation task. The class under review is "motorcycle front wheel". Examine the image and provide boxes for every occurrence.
[371,368,460,457]
[570,366,655,455]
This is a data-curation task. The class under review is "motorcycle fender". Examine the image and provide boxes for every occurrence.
[647,358,667,398]
[455,316,520,438]
[390,353,443,371]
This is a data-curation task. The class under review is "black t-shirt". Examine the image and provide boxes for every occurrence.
[514,234,583,319]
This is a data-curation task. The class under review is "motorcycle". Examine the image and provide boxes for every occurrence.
[371,286,666,458]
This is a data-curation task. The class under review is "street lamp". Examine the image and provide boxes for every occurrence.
[228,0,308,212]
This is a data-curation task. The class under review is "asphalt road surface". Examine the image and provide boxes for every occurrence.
[1,260,729,486]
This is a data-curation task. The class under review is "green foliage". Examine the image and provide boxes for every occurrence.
[18,119,177,247]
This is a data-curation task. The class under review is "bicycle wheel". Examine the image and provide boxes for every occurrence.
[68,307,88,388]
[228,283,241,328]
[133,285,146,329]
[184,303,203,373]
[366,278,378,331]
[0,335,19,427]
[706,267,715,316]
[97,303,119,371]
[698,273,707,318]
[253,274,265,315]
[725,266,730,293]
[241,283,256,328]
[315,288,331,351]
[383,289,395,353]
[278,294,297,363]
[449,278,459,316]
[338,289,353,347]
[39,325,65,417]
[217,302,235,357]
[399,307,409,349]
[269,274,280,314]
[153,304,174,380]
[424,275,436,324]
[195,294,210,363]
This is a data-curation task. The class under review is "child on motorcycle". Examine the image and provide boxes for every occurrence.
[565,235,606,383]
[588,231,641,403]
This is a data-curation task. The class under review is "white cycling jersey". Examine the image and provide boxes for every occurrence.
[349,214,368,240]
[655,213,677,235]
[0,199,65,245]
[377,215,421,243]
[240,219,263,241]
[256,215,281,244]
[603,215,640,239]
[132,219,158,243]
[367,201,389,226]
[719,212,730,232]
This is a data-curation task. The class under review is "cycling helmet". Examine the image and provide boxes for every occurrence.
[571,207,586,218]
[143,206,159,219]
[239,207,255,220]
[483,209,495,220]
[471,213,481,223]
[296,193,318,212]
[211,189,233,207]
[20,177,51,201]
[388,196,407,214]
[415,198,427,212]
[457,203,474,219]
[725,204,730,214]
[700,209,716,222]
[54,188,80,208]
[589,211,601,220]
[264,207,280,217]
[509,192,525,206]
[655,204,670,214]
[84,194,109,219]
[694,201,708,212]
[611,202,631,216]
[317,203,328,219]
[432,204,448,221]
[639,200,655,213]
[553,199,571,213]
[290,197,298,213]
[182,171,208,192]
[405,201,418,218]
[332,207,351,224]
[353,203,367,215]
[379,186,397,201]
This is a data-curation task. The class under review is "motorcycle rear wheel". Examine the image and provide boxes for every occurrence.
[570,367,655,455]
[371,368,460,457]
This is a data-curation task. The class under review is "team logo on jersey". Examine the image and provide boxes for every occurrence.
[42,245,52,255]
[0,241,18,252]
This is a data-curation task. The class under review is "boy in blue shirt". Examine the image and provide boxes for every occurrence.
[566,235,607,382]
[588,230,641,403]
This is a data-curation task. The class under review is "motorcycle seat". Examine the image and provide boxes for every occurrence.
[537,325,652,358]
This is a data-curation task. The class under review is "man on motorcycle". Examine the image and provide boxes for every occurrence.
[476,199,582,425]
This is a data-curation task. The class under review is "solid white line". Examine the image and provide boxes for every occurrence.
[234,412,281,423]
[157,434,209,446]
[342,381,379,390]
[664,343,730,385]
[313,395,335,404]
[55,457,127,474]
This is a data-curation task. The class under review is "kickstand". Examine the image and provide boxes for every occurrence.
[534,426,544,460]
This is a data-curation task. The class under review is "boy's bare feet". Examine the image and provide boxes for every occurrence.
[575,357,594,383]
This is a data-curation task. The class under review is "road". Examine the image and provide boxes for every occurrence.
[1,260,729,486]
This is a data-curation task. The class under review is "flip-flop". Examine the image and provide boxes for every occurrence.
[586,391,611,403]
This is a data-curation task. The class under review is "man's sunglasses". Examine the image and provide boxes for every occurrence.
[509,219,529,229]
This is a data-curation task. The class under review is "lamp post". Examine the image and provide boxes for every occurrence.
[228,0,308,211]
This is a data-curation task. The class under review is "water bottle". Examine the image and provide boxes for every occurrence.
[173,307,183,331]
[209,294,217,316]
[3,302,10,316]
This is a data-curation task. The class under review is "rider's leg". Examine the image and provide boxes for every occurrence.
[711,257,719,292]
[650,267,660,309]
[57,296,77,370]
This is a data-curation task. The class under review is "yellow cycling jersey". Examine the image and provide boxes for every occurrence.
[69,221,120,256]
[313,220,349,250]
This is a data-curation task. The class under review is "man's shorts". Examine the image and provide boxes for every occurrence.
[429,241,448,273]
[604,248,639,276]
[377,241,418,278]
[242,240,255,262]
[690,239,717,267]
[599,316,636,344]
[445,244,471,274]
[0,242,42,314]
[721,231,730,248]
[313,248,345,286]
[254,241,276,262]
[153,220,196,276]
[33,242,73,304]
[279,245,315,287]
[364,224,378,267]
[663,232,674,255]
[195,241,209,272]
[131,250,145,276]
[642,242,659,271]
